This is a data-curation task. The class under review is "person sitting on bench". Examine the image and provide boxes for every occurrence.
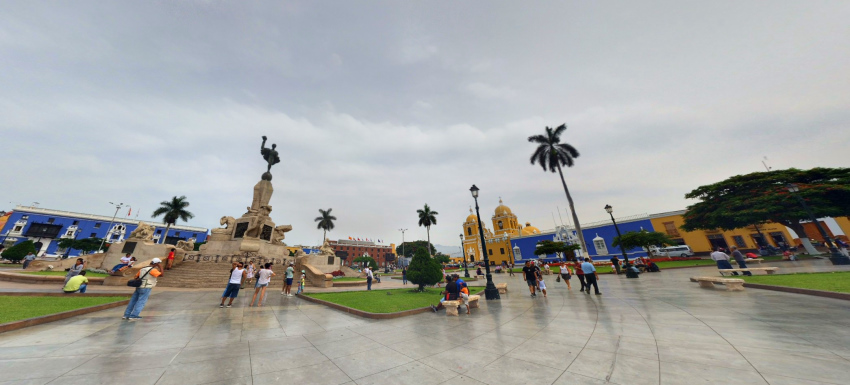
[430,275,459,312]
[110,255,136,274]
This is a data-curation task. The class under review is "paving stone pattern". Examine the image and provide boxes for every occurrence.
[1,260,849,384]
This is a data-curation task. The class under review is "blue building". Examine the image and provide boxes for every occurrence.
[0,206,209,258]
[510,215,655,264]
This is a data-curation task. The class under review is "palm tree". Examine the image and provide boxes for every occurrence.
[151,196,194,244]
[315,208,336,241]
[417,204,438,257]
[528,124,587,252]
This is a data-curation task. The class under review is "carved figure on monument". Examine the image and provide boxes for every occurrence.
[319,239,335,255]
[270,225,293,244]
[242,206,259,218]
[176,238,195,251]
[244,205,273,239]
[260,135,281,180]
[127,223,155,241]
[212,216,237,234]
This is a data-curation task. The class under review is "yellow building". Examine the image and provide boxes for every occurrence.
[649,210,795,253]
[461,199,542,266]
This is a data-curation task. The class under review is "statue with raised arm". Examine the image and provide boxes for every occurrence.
[260,135,281,180]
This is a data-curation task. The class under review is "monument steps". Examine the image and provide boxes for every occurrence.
[156,261,290,288]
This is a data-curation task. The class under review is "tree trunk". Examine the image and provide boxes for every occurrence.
[556,164,588,255]
[785,220,818,255]
[427,227,432,257]
[161,224,172,244]
[323,229,327,242]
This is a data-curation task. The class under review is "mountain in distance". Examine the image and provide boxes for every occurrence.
[433,244,462,256]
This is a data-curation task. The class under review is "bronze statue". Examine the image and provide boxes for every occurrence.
[260,135,281,180]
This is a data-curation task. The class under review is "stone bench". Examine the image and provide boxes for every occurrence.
[746,258,765,263]
[719,267,778,276]
[690,276,745,291]
[443,295,481,316]
[495,283,508,294]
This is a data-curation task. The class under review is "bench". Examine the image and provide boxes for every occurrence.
[495,283,508,294]
[690,276,745,291]
[746,258,765,264]
[442,294,481,316]
[719,267,778,276]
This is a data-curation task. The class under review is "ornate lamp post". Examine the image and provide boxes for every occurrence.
[470,185,500,300]
[398,228,407,268]
[459,234,470,278]
[786,184,850,265]
[98,202,125,253]
[605,204,639,278]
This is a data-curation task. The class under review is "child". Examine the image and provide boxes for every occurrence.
[537,269,548,298]
[243,262,255,289]
[296,270,306,294]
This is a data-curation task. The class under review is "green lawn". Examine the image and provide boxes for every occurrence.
[21,271,109,278]
[304,287,485,313]
[741,272,850,293]
[0,263,22,268]
[333,277,366,282]
[0,296,128,324]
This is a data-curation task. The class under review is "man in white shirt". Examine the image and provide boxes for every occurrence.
[220,262,246,308]
[365,267,374,290]
[710,248,737,275]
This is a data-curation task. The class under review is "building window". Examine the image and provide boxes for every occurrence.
[94,223,101,229]
[47,218,55,224]
[156,230,162,234]
[73,220,79,225]
[594,239,605,250]
[498,221,503,230]
[90,233,96,237]
[488,249,493,255]
[500,248,505,254]
[671,238,685,245]
[663,222,680,237]
[732,236,747,248]
[175,232,181,236]
[467,228,472,236]
[13,226,22,232]
[193,233,198,238]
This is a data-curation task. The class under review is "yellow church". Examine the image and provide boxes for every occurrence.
[461,199,542,266]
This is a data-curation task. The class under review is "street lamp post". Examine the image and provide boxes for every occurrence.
[98,202,125,254]
[398,228,407,268]
[470,185,500,300]
[459,234,470,278]
[605,204,639,279]
[786,184,850,265]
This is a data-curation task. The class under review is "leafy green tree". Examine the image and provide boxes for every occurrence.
[406,247,443,291]
[1,240,36,262]
[152,196,195,244]
[682,168,850,252]
[612,230,677,258]
[534,240,582,261]
[433,253,451,265]
[417,204,438,257]
[528,124,587,252]
[395,241,436,259]
[57,238,106,254]
[314,208,337,240]
[353,255,378,270]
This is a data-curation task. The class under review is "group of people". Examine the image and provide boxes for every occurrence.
[430,273,472,314]
[517,258,602,296]
[710,246,752,276]
[220,261,306,307]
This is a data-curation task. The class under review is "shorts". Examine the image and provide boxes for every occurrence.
[460,293,469,305]
[286,278,294,286]
[538,280,546,290]
[561,273,571,280]
[255,282,269,288]
[222,283,241,298]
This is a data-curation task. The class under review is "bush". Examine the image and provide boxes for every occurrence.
[406,247,443,291]
[1,240,37,263]
[331,270,345,277]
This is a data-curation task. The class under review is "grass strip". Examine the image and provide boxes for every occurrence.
[740,272,850,294]
[0,296,128,324]
[332,277,366,282]
[304,286,484,314]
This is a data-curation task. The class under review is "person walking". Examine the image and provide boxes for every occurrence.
[729,246,752,276]
[243,261,255,289]
[220,262,246,308]
[574,260,587,292]
[710,247,737,275]
[581,258,601,295]
[123,258,163,320]
[365,266,374,290]
[22,251,36,269]
[402,267,407,285]
[610,256,621,275]
[165,248,176,270]
[249,263,275,307]
[282,262,295,296]
[508,262,515,277]
[560,264,572,290]
[63,271,89,293]
[536,267,548,297]
[64,258,85,285]
[522,261,539,297]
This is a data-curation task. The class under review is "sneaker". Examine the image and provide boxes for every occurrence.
[219,305,224,308]
[430,305,437,312]
[226,304,232,308]
[122,316,128,320]
[288,294,293,297]
[128,317,141,321]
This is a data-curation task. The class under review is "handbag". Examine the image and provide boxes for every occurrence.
[556,275,561,282]
[127,267,153,288]
[254,271,260,279]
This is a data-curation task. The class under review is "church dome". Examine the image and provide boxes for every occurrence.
[466,208,477,223]
[521,222,541,236]
[494,198,512,216]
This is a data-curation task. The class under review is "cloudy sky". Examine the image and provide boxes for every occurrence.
[2,1,849,250]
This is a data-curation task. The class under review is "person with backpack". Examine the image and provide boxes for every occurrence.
[123,258,163,320]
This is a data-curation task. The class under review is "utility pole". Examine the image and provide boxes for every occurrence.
[398,228,407,267]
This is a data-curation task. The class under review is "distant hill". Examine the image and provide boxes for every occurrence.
[434,244,462,256]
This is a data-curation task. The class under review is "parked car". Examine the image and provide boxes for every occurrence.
[652,245,695,258]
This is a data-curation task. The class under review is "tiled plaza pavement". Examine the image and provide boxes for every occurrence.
[2,260,850,385]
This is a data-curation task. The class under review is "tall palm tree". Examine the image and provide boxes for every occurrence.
[315,208,336,241]
[528,124,587,252]
[417,204,438,257]
[151,196,194,244]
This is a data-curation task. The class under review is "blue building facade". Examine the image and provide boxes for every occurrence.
[511,217,655,264]
[1,206,208,258]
